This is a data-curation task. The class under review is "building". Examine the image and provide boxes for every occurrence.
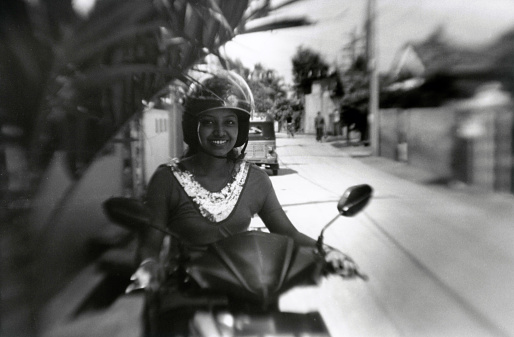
[382,29,514,193]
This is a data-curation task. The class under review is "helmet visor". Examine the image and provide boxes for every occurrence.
[184,69,255,118]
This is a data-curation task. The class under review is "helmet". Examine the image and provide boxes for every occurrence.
[182,69,254,149]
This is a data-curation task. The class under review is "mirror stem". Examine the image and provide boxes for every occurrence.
[316,214,340,255]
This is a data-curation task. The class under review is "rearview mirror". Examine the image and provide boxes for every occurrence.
[337,184,373,217]
[316,184,373,257]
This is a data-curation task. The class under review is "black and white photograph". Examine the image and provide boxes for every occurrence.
[2,0,514,336]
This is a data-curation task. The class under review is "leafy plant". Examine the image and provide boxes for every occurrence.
[291,46,329,95]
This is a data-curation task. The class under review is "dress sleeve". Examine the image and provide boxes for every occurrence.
[256,171,282,215]
[138,165,173,261]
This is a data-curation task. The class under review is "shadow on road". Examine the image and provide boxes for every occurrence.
[272,168,297,176]
[330,141,369,149]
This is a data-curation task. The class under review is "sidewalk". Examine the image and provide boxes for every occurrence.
[277,131,514,203]
[276,131,438,183]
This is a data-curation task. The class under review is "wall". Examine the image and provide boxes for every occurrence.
[379,90,513,193]
[142,95,184,184]
[408,108,455,178]
[142,109,171,184]
[449,84,513,192]
[453,104,513,192]
[380,107,455,179]
[379,109,400,160]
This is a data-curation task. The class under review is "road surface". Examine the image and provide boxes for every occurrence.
[265,133,514,337]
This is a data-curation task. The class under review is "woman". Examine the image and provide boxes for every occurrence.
[132,70,360,290]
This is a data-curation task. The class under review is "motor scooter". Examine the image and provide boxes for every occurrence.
[103,184,372,337]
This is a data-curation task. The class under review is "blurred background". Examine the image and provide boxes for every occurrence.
[1,0,514,336]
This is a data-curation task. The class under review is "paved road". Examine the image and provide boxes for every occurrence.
[266,133,514,337]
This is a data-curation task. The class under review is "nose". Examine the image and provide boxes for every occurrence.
[213,122,225,136]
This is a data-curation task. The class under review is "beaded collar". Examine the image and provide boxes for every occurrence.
[168,158,250,222]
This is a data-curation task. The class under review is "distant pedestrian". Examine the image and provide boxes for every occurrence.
[294,112,302,133]
[286,113,294,138]
[314,112,325,142]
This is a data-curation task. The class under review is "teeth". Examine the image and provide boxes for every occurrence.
[211,140,227,145]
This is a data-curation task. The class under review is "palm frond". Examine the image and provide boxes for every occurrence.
[241,16,312,34]
[66,22,168,65]
[70,1,157,49]
[30,0,256,178]
[11,0,307,181]
[73,64,183,87]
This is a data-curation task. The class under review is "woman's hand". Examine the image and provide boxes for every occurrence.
[324,246,368,280]
[126,258,162,293]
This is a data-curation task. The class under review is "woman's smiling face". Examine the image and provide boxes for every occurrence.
[197,109,239,157]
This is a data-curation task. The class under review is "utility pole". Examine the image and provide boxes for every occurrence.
[366,0,379,155]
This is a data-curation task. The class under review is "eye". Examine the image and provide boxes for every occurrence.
[225,119,237,126]
[199,118,213,126]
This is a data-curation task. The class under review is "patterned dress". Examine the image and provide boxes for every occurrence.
[145,159,282,246]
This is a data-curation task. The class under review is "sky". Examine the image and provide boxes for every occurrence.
[223,0,514,84]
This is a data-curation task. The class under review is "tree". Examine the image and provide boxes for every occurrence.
[248,80,275,112]
[250,63,287,110]
[291,46,329,95]
[226,57,251,79]
[227,59,288,113]
[1,0,256,182]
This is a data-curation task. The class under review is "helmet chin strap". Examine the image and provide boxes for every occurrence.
[236,141,248,160]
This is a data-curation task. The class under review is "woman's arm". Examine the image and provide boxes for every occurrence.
[259,207,316,247]
[127,166,172,292]
[257,175,316,247]
[138,167,171,263]
[257,173,363,278]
